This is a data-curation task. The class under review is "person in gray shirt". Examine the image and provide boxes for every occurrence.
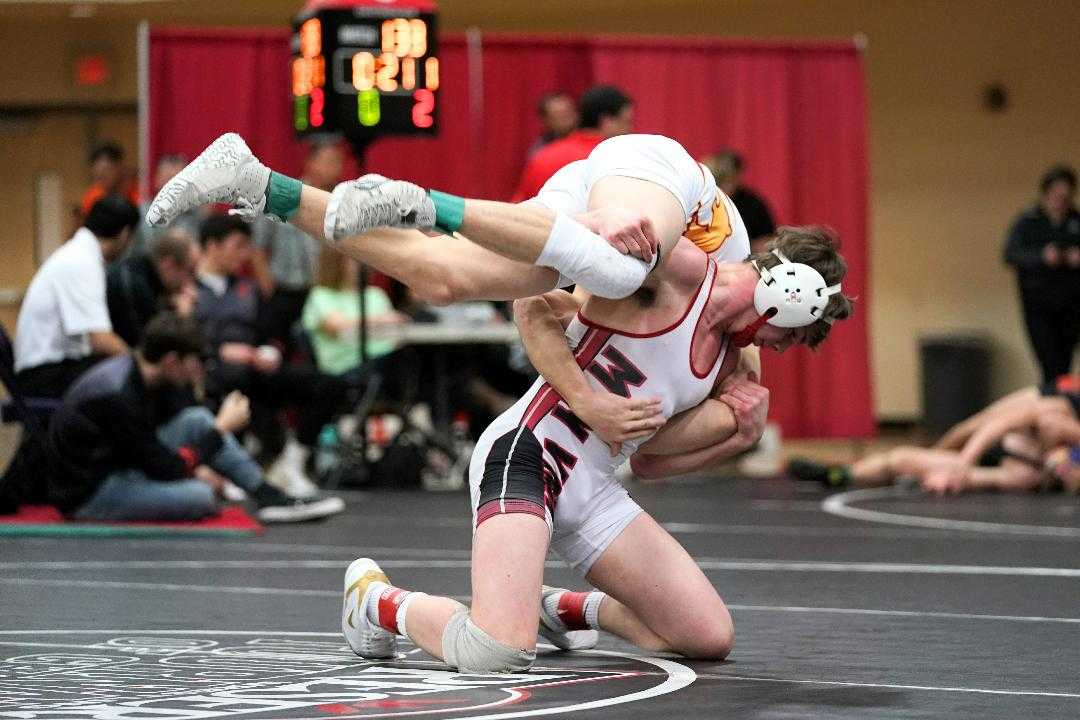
[251,137,344,355]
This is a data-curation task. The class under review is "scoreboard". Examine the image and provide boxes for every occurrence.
[291,0,439,139]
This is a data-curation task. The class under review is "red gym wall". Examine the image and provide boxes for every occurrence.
[148,28,872,439]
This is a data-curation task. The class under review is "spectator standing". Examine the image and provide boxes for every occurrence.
[43,313,343,523]
[251,138,344,353]
[702,150,776,250]
[511,85,634,202]
[526,91,578,158]
[133,154,202,255]
[1004,165,1080,385]
[193,215,348,497]
[14,196,138,398]
[79,142,140,219]
[107,228,201,347]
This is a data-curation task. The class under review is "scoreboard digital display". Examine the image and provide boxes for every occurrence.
[291,0,439,139]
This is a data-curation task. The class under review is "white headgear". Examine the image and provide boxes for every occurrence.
[751,249,842,328]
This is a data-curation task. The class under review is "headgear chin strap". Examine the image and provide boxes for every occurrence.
[732,250,842,347]
[731,309,775,348]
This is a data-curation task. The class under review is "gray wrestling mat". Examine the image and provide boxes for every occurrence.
[2,479,1078,719]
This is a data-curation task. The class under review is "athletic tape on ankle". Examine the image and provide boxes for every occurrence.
[265,172,303,221]
[428,189,465,234]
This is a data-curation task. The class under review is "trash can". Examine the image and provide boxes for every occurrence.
[920,333,992,439]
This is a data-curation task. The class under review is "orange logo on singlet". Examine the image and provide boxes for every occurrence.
[685,193,732,253]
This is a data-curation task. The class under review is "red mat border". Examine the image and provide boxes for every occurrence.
[0,505,263,537]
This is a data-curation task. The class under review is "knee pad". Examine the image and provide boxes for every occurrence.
[441,610,535,674]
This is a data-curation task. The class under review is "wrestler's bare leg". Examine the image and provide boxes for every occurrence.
[448,177,686,268]
[294,186,558,303]
[584,513,733,659]
[935,387,1039,450]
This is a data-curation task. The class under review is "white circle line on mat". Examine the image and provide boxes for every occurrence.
[2,558,1079,576]
[0,630,695,719]
[0,631,1074,700]
[821,486,1080,538]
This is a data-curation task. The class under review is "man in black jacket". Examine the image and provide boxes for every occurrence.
[107,228,200,346]
[193,215,348,497]
[46,313,343,523]
[1004,165,1080,385]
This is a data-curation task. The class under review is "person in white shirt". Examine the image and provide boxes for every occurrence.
[14,196,139,398]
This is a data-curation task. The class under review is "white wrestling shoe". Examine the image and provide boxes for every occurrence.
[146,132,271,227]
[342,558,397,659]
[326,175,436,241]
[538,585,599,651]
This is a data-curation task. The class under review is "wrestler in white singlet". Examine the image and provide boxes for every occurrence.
[469,256,731,575]
[531,134,751,264]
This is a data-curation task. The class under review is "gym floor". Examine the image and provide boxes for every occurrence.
[2,475,1078,719]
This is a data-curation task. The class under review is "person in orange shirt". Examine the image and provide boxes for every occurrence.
[511,85,634,203]
[80,142,139,218]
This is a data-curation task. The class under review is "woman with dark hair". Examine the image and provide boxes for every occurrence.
[1004,165,1080,385]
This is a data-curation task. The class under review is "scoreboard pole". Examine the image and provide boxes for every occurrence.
[349,136,372,478]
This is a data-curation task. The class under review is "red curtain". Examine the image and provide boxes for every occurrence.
[148,29,872,438]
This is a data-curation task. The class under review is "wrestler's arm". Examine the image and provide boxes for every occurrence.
[630,373,769,479]
[631,431,748,480]
[634,346,750,456]
[445,176,687,299]
[936,386,1039,450]
[958,404,1039,466]
[513,291,666,452]
[634,399,738,456]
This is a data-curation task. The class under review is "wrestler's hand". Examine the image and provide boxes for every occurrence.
[571,392,666,456]
[578,207,659,264]
[920,463,967,495]
[718,373,769,451]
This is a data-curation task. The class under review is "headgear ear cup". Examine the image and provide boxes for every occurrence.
[751,250,841,329]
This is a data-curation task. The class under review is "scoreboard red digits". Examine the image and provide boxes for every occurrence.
[292,0,439,139]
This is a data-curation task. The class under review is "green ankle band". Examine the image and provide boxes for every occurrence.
[428,189,465,234]
[265,171,303,221]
